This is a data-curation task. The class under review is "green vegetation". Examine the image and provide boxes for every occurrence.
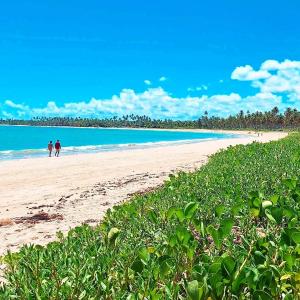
[1,134,300,299]
[1,106,300,130]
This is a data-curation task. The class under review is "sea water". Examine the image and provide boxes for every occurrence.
[0,125,238,160]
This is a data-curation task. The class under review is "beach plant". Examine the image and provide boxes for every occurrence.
[1,133,300,299]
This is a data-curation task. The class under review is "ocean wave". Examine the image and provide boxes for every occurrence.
[0,135,239,161]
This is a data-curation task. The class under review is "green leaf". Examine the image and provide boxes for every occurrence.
[207,225,221,249]
[159,260,171,277]
[147,246,155,254]
[269,207,282,223]
[107,227,120,246]
[215,204,225,217]
[254,251,265,264]
[219,218,234,238]
[186,280,203,300]
[250,208,260,217]
[265,209,277,223]
[253,290,273,300]
[291,231,300,244]
[150,290,161,300]
[138,247,150,262]
[269,195,279,205]
[253,197,262,208]
[168,235,177,247]
[148,209,158,223]
[284,254,295,269]
[79,291,86,300]
[283,207,296,219]
[231,204,242,216]
[100,281,107,291]
[232,272,245,294]
[175,208,185,222]
[283,295,294,300]
[184,202,199,219]
[283,178,297,190]
[167,206,177,220]
[176,226,192,244]
[222,256,236,278]
[131,259,144,273]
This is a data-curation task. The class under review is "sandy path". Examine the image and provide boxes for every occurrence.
[0,131,286,257]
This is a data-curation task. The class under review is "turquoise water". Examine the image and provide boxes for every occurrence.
[0,125,238,160]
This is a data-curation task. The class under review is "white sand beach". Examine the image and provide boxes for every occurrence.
[0,131,287,257]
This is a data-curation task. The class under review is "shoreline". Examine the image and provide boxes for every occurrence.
[1,123,262,133]
[0,131,286,258]
[0,135,243,162]
[0,128,245,162]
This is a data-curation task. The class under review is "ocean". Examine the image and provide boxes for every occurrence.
[0,125,238,160]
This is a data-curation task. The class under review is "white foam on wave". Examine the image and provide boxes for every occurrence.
[0,134,239,161]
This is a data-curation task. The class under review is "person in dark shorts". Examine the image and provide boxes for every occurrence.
[48,141,53,157]
[55,140,61,157]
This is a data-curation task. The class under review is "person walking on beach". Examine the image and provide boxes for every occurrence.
[55,140,61,157]
[48,141,53,157]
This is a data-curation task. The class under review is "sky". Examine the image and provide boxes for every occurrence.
[0,0,300,120]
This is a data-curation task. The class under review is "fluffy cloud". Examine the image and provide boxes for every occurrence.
[232,59,300,102]
[1,59,300,120]
[144,80,151,85]
[159,76,167,82]
[243,93,283,112]
[1,89,247,120]
[231,65,271,81]
[261,59,300,71]
[1,88,282,120]
[5,100,29,110]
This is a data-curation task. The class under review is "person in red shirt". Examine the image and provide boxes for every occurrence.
[55,140,61,157]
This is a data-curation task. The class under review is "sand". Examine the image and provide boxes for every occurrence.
[0,131,287,257]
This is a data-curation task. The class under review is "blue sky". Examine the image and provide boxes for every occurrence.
[0,0,300,119]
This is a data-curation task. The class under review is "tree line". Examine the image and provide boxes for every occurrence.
[1,107,300,130]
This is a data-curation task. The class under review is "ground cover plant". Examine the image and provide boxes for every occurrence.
[1,133,300,299]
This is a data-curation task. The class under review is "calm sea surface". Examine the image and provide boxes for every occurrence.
[0,125,238,160]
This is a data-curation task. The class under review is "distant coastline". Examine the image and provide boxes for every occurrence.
[0,123,255,134]
[0,107,299,131]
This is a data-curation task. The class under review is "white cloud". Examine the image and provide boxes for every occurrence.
[260,60,281,71]
[233,59,300,102]
[159,76,167,82]
[1,111,14,119]
[144,80,151,85]
[261,59,300,71]
[1,88,245,120]
[243,93,283,112]
[5,100,29,110]
[1,59,300,120]
[1,88,283,120]
[187,85,208,92]
[210,93,241,104]
[231,65,271,81]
